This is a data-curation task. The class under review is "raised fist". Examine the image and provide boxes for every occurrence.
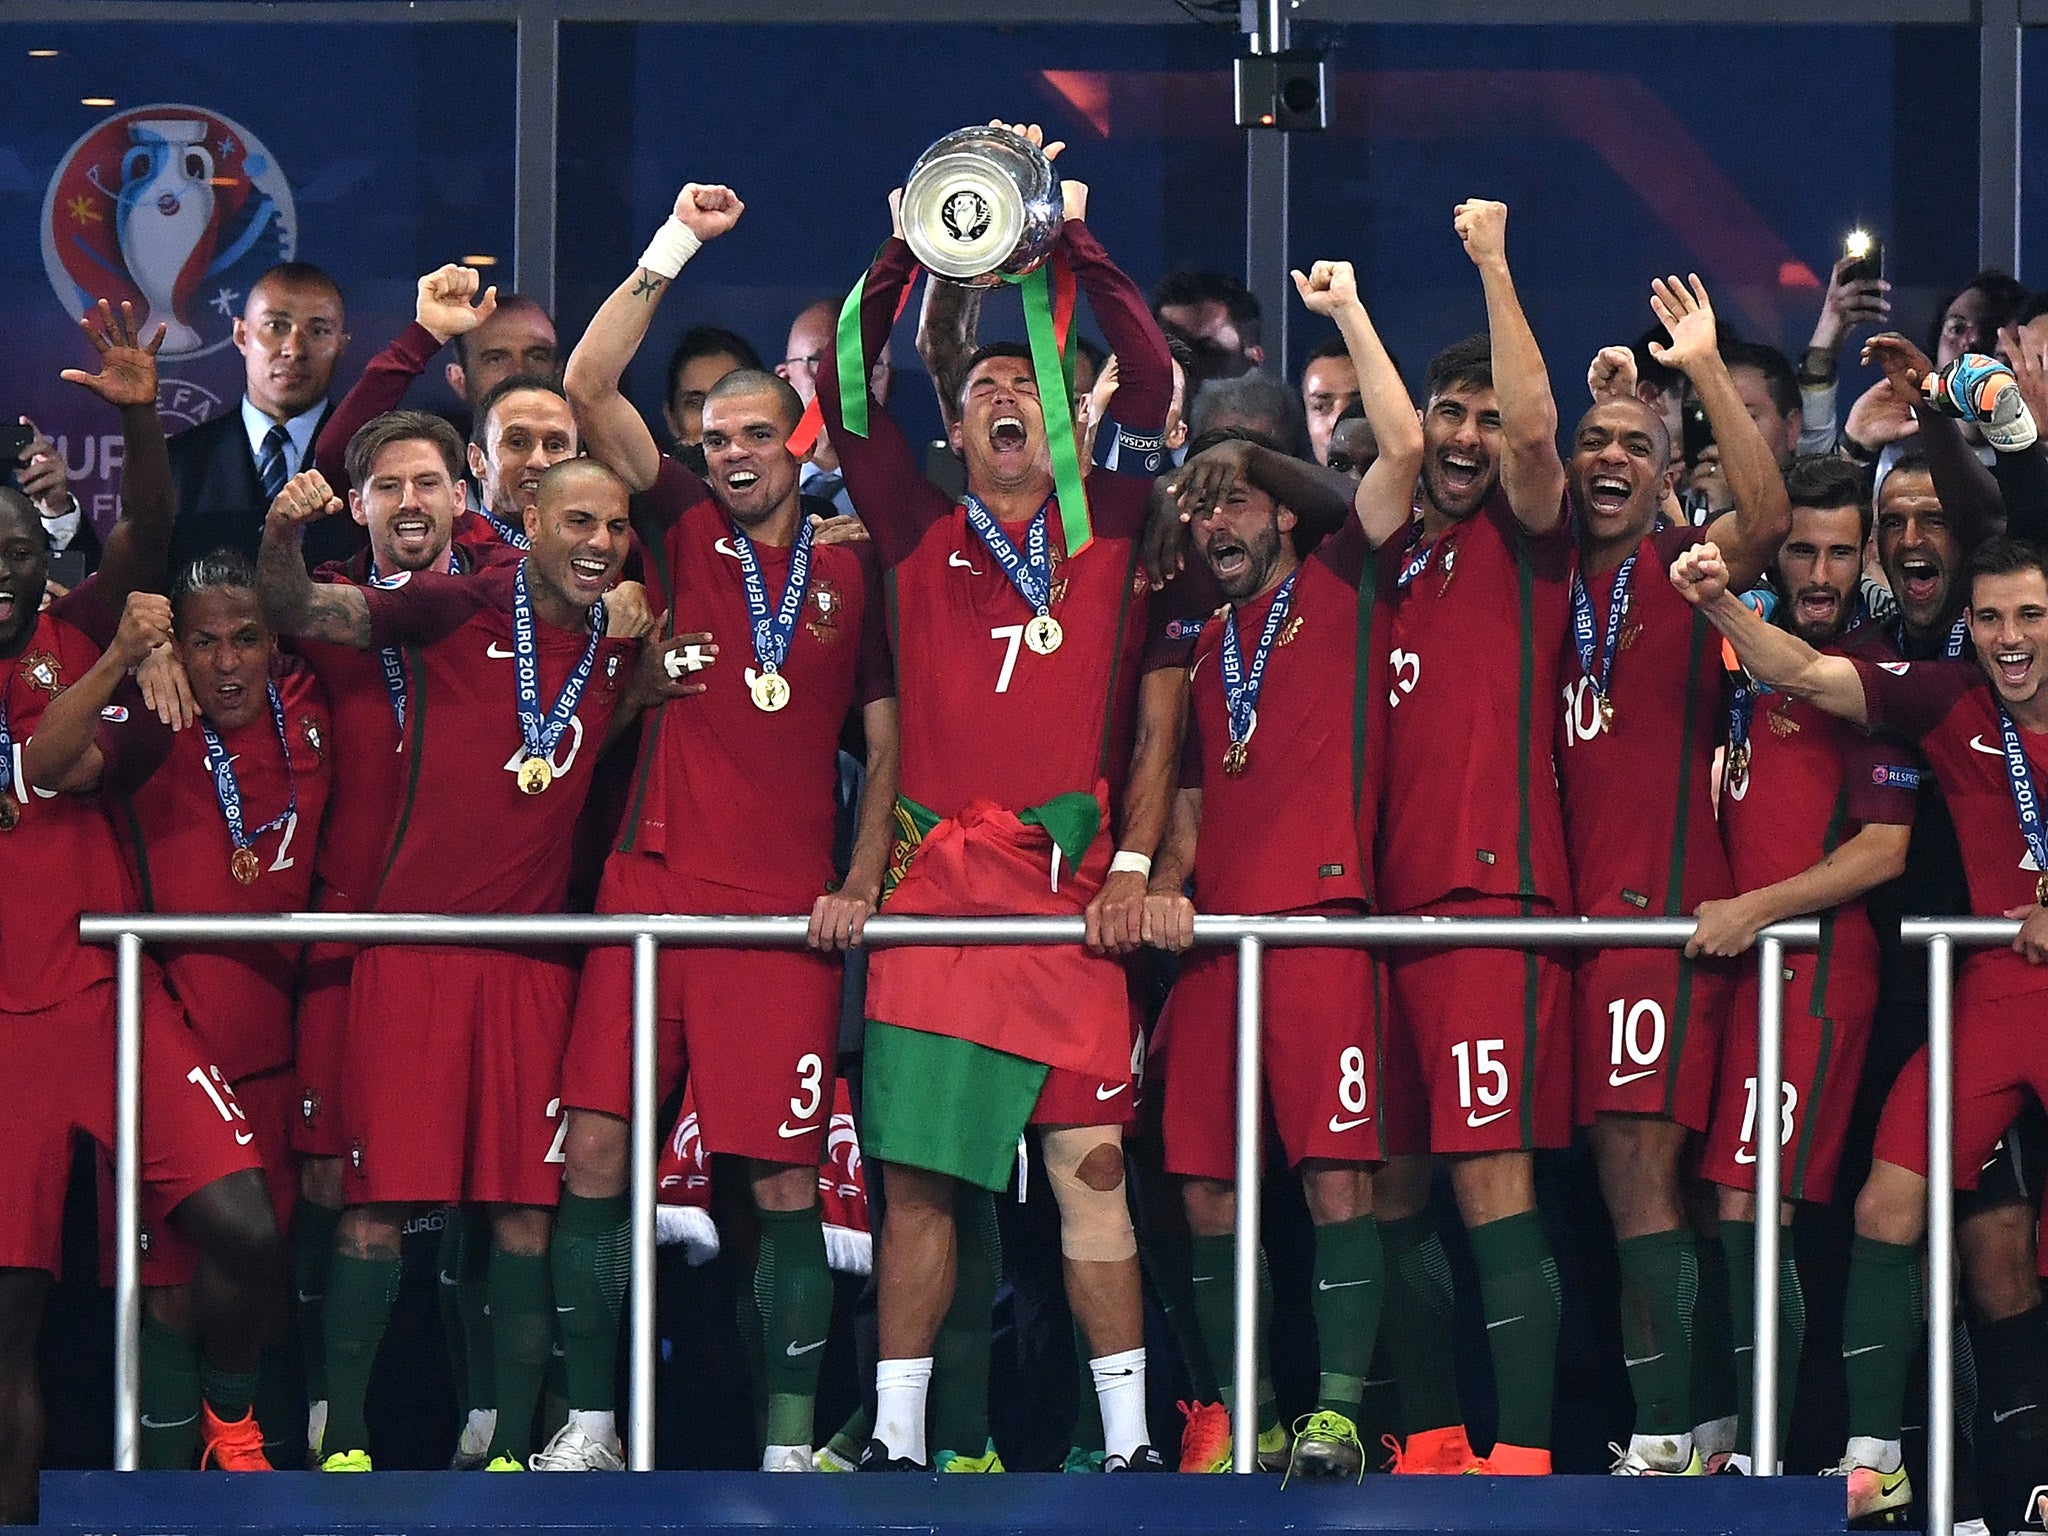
[268,469,344,526]
[1587,346,1638,403]
[1453,200,1509,267]
[674,184,744,242]
[1669,540,1731,609]
[416,265,498,346]
[1291,260,1360,318]
[111,591,174,670]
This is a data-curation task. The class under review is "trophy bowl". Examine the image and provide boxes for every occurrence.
[900,125,1063,288]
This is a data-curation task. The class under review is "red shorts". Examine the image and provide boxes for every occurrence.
[1572,948,1733,1130]
[342,945,576,1207]
[1702,946,1878,1202]
[1031,996,1140,1129]
[1873,972,2048,1194]
[1159,945,1389,1180]
[0,977,262,1276]
[558,853,842,1166]
[1384,898,1571,1154]
[134,1070,298,1287]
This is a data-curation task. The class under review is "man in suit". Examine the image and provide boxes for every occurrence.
[168,261,351,568]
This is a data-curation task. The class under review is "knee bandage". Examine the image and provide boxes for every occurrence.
[1041,1126,1137,1263]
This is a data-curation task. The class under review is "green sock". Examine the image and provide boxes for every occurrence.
[322,1252,401,1456]
[550,1191,628,1413]
[1311,1215,1383,1415]
[139,1314,201,1469]
[1614,1229,1697,1437]
[1842,1235,1922,1441]
[932,1185,1000,1455]
[293,1200,341,1405]
[1689,1226,1736,1432]
[1469,1211,1560,1450]
[458,1208,496,1415]
[198,1361,259,1424]
[1379,1211,1464,1436]
[1722,1218,1804,1457]
[1186,1232,1280,1431]
[825,1401,872,1463]
[1071,1319,1104,1452]
[756,1202,833,1448]
[485,1246,552,1463]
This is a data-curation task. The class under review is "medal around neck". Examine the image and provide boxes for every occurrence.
[0,790,17,831]
[901,125,1064,288]
[517,755,553,795]
[750,671,792,713]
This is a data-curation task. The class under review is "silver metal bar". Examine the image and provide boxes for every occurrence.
[1926,934,1956,1536]
[627,933,658,1472]
[1900,917,2024,944]
[1749,935,1785,1474]
[81,913,1825,948]
[1980,0,2023,277]
[1229,935,1264,1475]
[113,933,144,1473]
[513,4,560,316]
[1244,132,1290,382]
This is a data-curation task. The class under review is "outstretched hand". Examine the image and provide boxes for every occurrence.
[59,299,165,408]
[1862,332,1933,406]
[1646,275,1718,374]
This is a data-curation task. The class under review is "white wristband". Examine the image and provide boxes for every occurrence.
[1109,851,1153,880]
[637,217,702,281]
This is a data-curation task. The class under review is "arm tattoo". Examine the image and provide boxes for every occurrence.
[632,271,666,302]
[300,585,374,648]
[257,519,372,648]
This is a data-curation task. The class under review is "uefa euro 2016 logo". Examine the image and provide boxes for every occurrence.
[40,104,296,361]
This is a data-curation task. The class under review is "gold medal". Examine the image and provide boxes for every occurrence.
[2037,873,2048,908]
[1597,693,1616,733]
[230,847,261,886]
[750,671,792,713]
[1024,614,1064,656]
[1728,742,1751,783]
[0,790,17,832]
[1223,739,1250,777]
[517,756,553,795]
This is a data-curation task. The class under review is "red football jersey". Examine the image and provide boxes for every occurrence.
[364,562,637,915]
[1182,519,1385,914]
[1857,657,2048,999]
[614,459,892,904]
[1721,619,1916,1017]
[1375,489,1572,914]
[818,223,1172,820]
[0,584,133,1013]
[106,658,333,1079]
[1557,524,1733,917]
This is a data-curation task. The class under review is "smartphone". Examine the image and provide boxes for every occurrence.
[1841,229,1885,286]
[0,420,35,470]
[1681,395,1714,464]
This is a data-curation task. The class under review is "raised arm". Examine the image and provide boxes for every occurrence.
[916,279,983,437]
[1058,210,1172,441]
[59,302,172,606]
[1670,541,1866,723]
[564,184,744,494]
[1862,333,2000,549]
[257,471,371,648]
[1651,276,1791,591]
[1454,200,1565,534]
[1293,261,1425,547]
[20,591,170,794]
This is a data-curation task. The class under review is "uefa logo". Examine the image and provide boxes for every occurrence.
[40,104,296,361]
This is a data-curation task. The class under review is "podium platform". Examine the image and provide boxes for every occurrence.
[37,1470,1850,1535]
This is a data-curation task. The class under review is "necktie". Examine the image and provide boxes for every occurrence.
[259,423,291,504]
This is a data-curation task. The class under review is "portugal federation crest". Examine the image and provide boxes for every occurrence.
[42,104,297,360]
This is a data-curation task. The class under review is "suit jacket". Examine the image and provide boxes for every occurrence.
[167,402,364,571]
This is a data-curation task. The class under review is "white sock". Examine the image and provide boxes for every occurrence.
[307,1399,328,1453]
[569,1408,617,1447]
[1845,1434,1902,1473]
[1725,1451,1753,1475]
[1691,1413,1736,1457]
[1090,1347,1148,1461]
[461,1407,498,1453]
[762,1442,813,1470]
[1627,1431,1692,1469]
[875,1357,933,1464]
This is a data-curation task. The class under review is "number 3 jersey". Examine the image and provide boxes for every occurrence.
[362,562,638,917]
[102,657,333,1081]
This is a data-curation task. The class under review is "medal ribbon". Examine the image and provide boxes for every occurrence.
[1890,610,1968,660]
[1395,520,1442,591]
[512,564,607,764]
[0,693,13,798]
[1995,700,2048,895]
[1004,254,1089,556]
[1728,595,1869,761]
[1569,552,1636,710]
[800,246,924,455]
[198,680,297,857]
[963,493,1057,616]
[731,515,816,678]
[366,548,462,732]
[480,509,531,551]
[1220,571,1298,750]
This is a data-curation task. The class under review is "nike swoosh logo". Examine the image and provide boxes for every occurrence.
[487,642,515,659]
[1317,1278,1370,1291]
[140,1413,198,1430]
[1326,1114,1371,1133]
[1734,1147,1757,1165]
[776,1121,815,1138]
[1095,1083,1127,1101]
[234,1130,254,1146]
[715,538,742,560]
[948,551,981,573]
[1608,1067,1656,1088]
[1466,1107,1512,1128]
[298,1290,324,1304]
[785,1339,826,1357]
[555,1305,576,1313]
[1994,1405,2038,1423]
[1623,1353,1665,1367]
[1842,1344,1885,1357]
[1970,734,2007,756]
[1485,1314,1525,1329]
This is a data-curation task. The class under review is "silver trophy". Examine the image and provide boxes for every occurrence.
[900,125,1063,288]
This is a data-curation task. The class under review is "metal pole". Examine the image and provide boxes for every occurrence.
[1229,935,1265,1475]
[1926,934,1956,1536]
[113,933,144,1472]
[512,3,560,316]
[1979,0,2023,277]
[1749,936,1785,1474]
[1243,0,1291,379]
[627,932,658,1471]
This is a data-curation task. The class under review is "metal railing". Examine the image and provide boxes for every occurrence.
[82,911,1836,1484]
